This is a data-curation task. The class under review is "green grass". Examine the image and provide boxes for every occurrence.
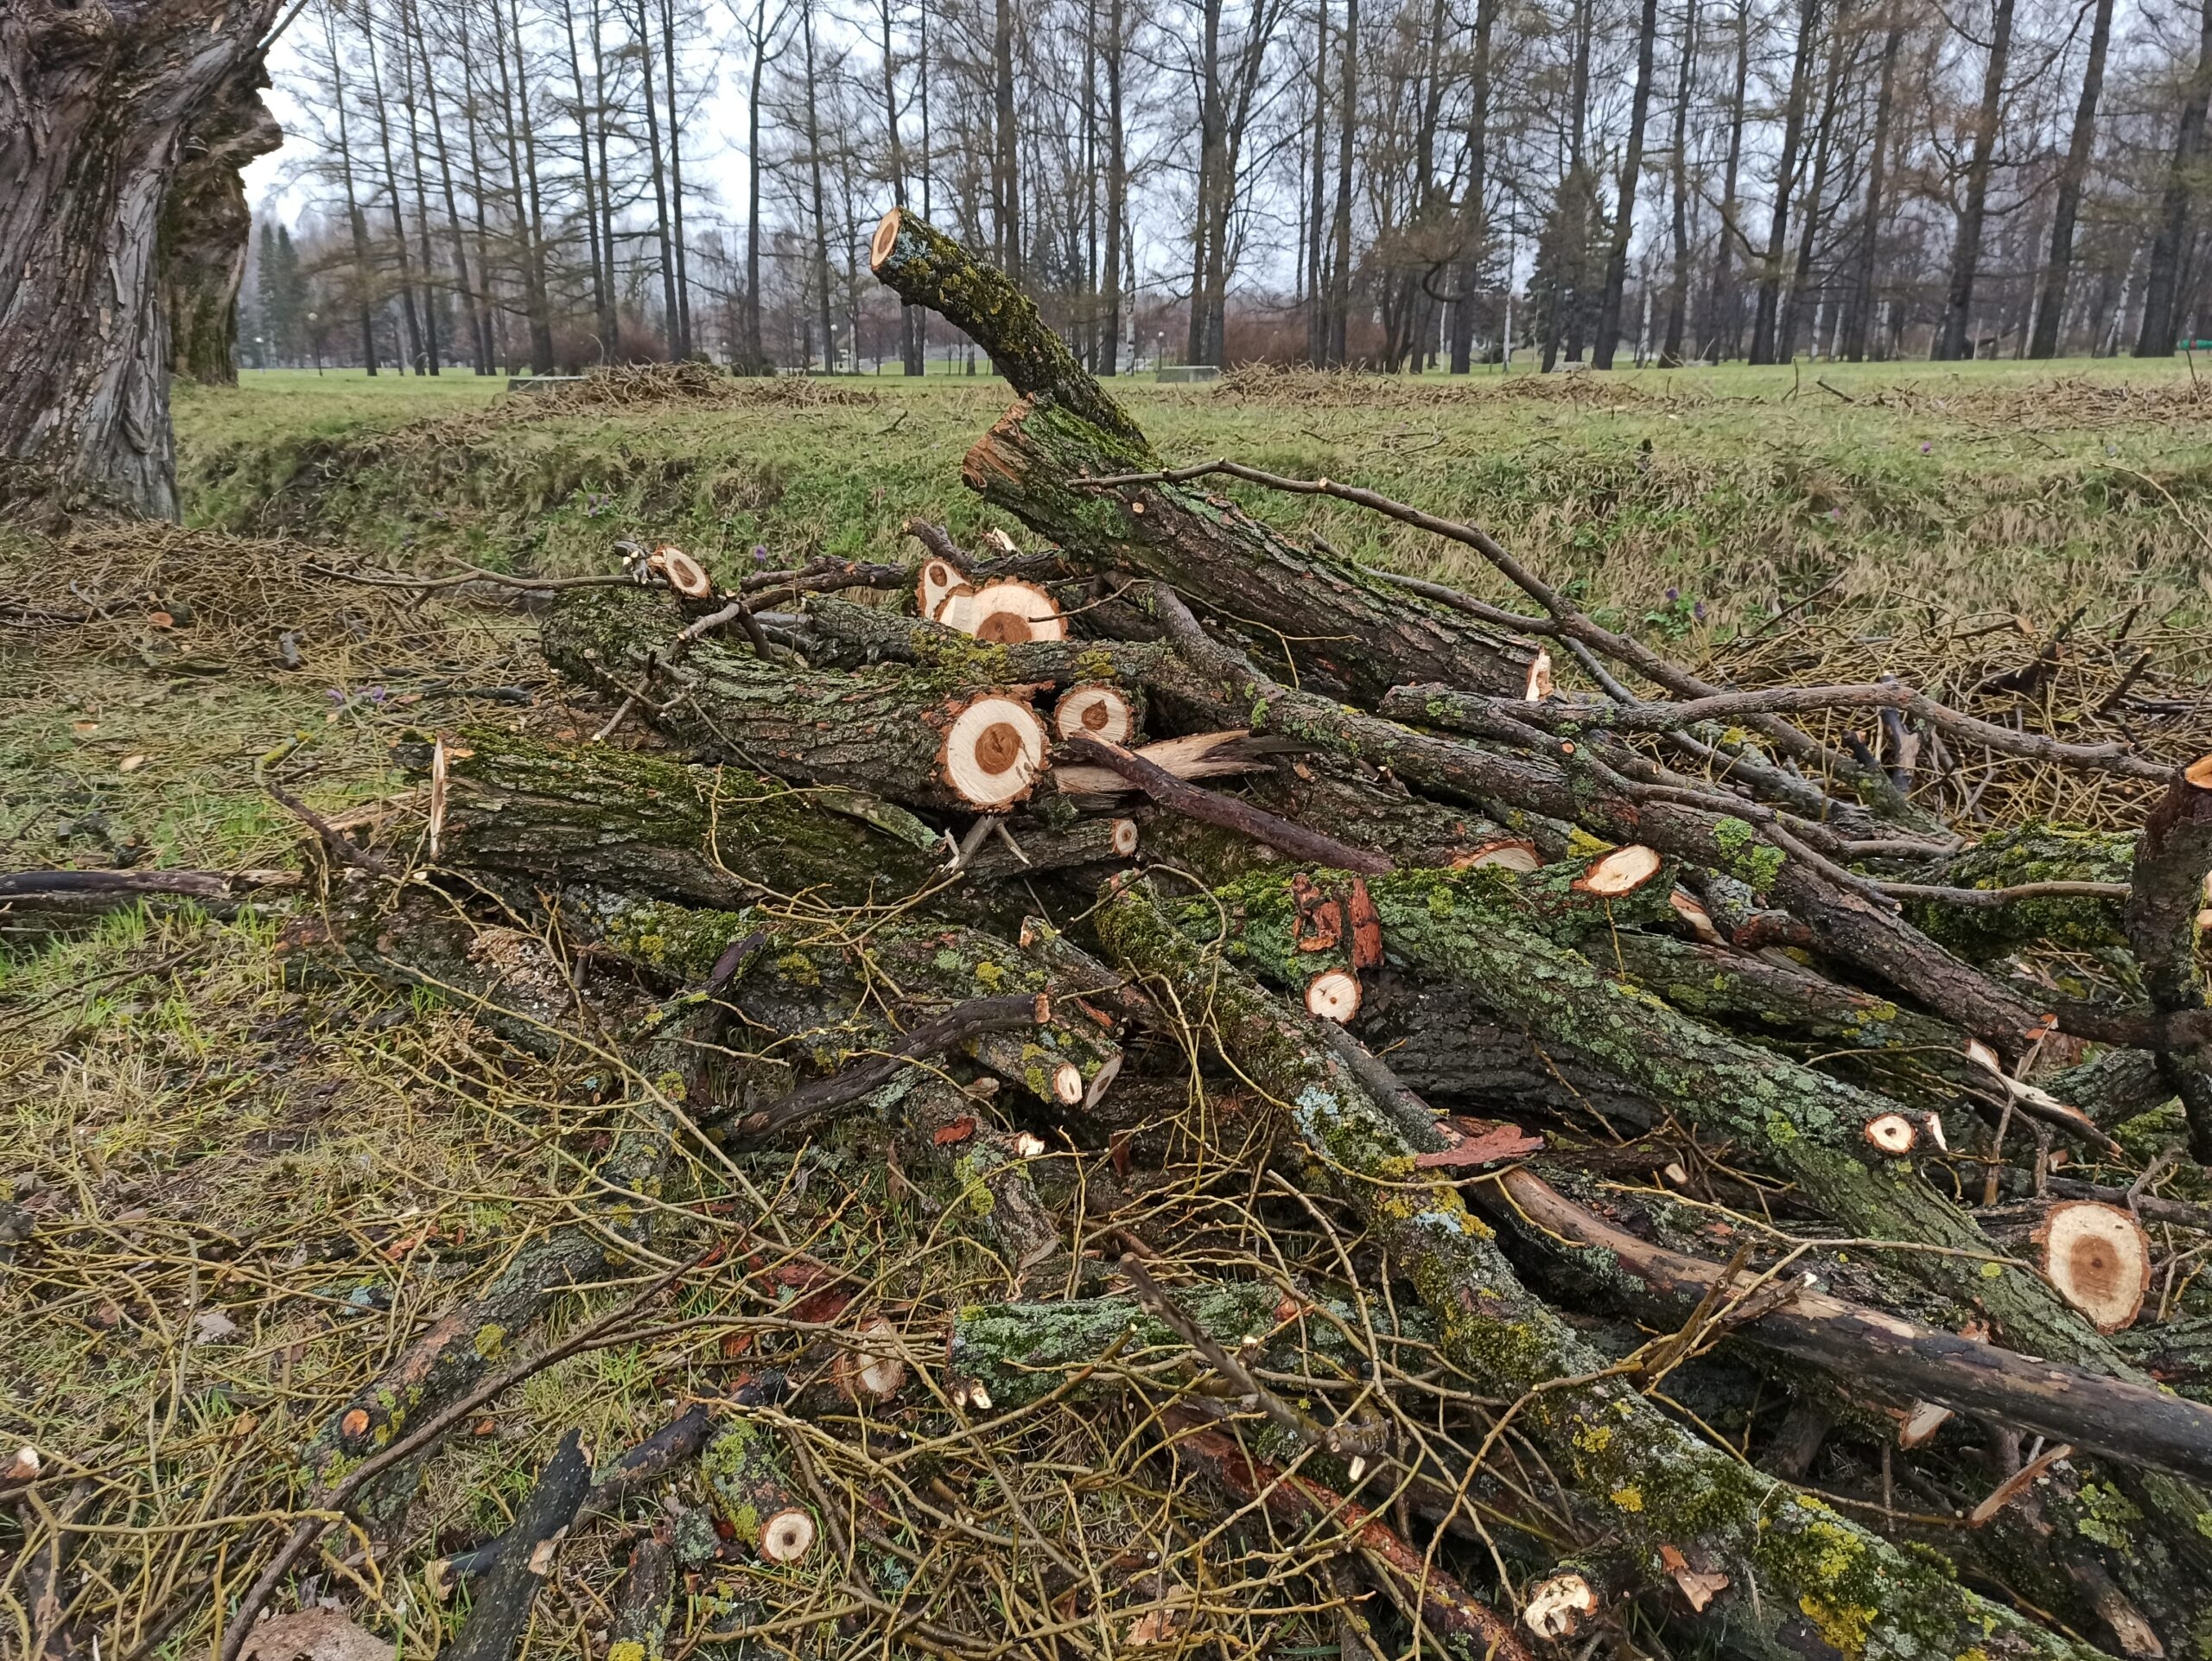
[174,357,2212,661]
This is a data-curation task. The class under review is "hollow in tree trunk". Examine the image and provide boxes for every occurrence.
[0,0,282,517]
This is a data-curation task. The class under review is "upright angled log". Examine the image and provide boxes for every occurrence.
[868,209,1531,700]
[1,0,283,516]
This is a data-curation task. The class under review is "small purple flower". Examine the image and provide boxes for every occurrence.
[366,686,387,703]
[326,688,346,704]
[1665,586,1679,602]
[753,544,771,563]
[1828,507,1840,519]
[1920,442,1932,454]
[1693,601,1706,620]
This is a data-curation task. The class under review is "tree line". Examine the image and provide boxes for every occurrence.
[245,0,2212,376]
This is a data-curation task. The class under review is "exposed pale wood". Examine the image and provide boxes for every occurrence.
[941,695,1049,809]
[1306,968,1363,1022]
[2034,1201,2151,1333]
[1052,682,1135,744]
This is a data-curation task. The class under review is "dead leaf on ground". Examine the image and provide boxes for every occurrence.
[118,754,148,773]
[932,1117,976,1147]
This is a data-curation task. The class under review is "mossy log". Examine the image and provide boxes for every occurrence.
[1897,822,2135,961]
[1092,876,2101,1661]
[1478,1165,2212,1481]
[399,727,948,913]
[443,1430,592,1661]
[571,893,1123,1117]
[867,212,1529,703]
[1164,864,2212,1639]
[702,1419,815,1564]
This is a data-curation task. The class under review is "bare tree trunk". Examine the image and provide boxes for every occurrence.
[1840,13,1903,361]
[802,0,836,369]
[324,2,384,377]
[659,0,693,356]
[559,0,611,359]
[1187,0,1222,366]
[993,0,1020,283]
[416,13,490,374]
[1447,0,1496,372]
[1559,0,1593,362]
[359,11,427,373]
[1306,0,1331,366]
[1750,0,1820,362]
[1935,0,2016,360]
[741,0,773,371]
[1327,0,1357,365]
[880,0,923,373]
[1778,2,1853,362]
[1657,0,1697,365]
[492,0,556,372]
[1592,0,1660,366]
[1100,0,1124,374]
[2031,0,2114,357]
[632,0,680,357]
[592,0,621,354]
[1706,0,1751,357]
[161,67,283,386]
[458,16,505,371]
[390,0,444,375]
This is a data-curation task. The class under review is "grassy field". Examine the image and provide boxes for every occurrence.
[179,360,2212,665]
[6,356,2212,1659]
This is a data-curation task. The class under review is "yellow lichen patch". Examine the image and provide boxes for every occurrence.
[608,1645,647,1661]
[474,1322,507,1360]
[1800,1594,1878,1659]
[1610,1486,1643,1511]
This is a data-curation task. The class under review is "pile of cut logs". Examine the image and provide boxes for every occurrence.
[256,217,2212,1661]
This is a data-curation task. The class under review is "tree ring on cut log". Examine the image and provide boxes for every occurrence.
[758,1507,817,1564]
[1082,1050,1123,1109]
[647,545,712,600]
[1668,887,1724,943]
[1051,1060,1084,1105]
[2185,752,2212,790]
[1052,683,1135,745]
[1109,818,1140,857]
[1305,969,1362,1023]
[1451,838,1541,874]
[936,580,1067,642]
[835,1316,908,1400]
[1523,1572,1598,1639]
[2033,1200,2150,1333]
[918,558,964,620]
[1573,844,1663,897]
[1864,1113,1918,1155]
[868,207,905,269]
[941,697,1047,809]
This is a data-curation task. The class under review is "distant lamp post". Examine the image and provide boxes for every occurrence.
[307,311,321,374]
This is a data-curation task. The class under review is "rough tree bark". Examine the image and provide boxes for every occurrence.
[0,0,283,515]
[160,60,280,385]
[2028,0,2115,358]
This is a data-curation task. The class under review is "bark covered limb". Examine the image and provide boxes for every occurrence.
[1090,876,2101,1661]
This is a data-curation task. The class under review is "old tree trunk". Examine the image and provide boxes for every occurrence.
[0,0,281,517]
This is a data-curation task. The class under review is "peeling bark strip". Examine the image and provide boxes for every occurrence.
[1,0,283,515]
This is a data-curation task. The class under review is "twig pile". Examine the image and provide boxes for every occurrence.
[12,220,2212,1661]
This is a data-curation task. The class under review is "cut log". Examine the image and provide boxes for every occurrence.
[391,729,951,913]
[1052,682,1137,744]
[1305,969,1362,1022]
[647,544,713,600]
[1865,1112,1920,1155]
[703,1422,814,1563]
[1478,1163,2212,1482]
[442,1431,592,1661]
[2032,1202,2152,1333]
[941,694,1049,809]
[1452,838,1542,874]
[1522,1572,1599,1639]
[1572,843,1664,897]
[917,556,964,619]
[868,212,1529,701]
[1051,729,1281,798]
[937,579,1068,642]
